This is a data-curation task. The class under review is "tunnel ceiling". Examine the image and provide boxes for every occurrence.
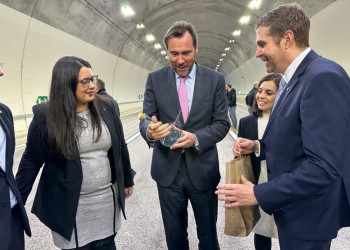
[1,0,336,76]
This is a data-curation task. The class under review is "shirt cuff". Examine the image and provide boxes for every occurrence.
[146,128,156,146]
[255,140,260,157]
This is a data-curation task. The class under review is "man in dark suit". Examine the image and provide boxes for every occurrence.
[94,78,120,115]
[140,21,229,250]
[0,62,31,250]
[225,83,237,130]
[216,3,350,249]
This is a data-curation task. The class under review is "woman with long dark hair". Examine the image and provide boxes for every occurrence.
[16,56,135,249]
[237,73,281,250]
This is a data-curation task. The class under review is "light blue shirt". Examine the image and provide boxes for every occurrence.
[175,63,197,112]
[0,124,17,208]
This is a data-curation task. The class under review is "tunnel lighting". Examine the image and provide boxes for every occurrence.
[239,15,250,25]
[248,0,262,9]
[161,50,166,55]
[219,58,223,61]
[224,47,230,51]
[229,39,235,43]
[222,53,226,57]
[121,5,135,17]
[154,43,161,49]
[232,30,241,37]
[146,34,155,42]
[136,23,145,29]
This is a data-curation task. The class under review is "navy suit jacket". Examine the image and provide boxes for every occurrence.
[254,50,350,240]
[140,64,230,191]
[0,103,31,250]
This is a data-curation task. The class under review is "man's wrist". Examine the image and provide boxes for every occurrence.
[252,140,257,153]
[193,135,200,150]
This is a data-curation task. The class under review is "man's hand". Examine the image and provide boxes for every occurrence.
[125,187,133,199]
[216,175,258,207]
[146,116,171,140]
[233,137,257,156]
[170,130,196,150]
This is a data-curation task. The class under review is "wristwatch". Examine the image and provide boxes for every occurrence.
[193,135,199,148]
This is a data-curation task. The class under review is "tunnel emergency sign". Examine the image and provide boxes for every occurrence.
[36,96,48,104]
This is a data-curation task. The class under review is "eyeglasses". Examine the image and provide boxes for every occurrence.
[77,75,98,88]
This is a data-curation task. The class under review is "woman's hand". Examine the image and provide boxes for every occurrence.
[233,138,257,156]
[125,187,133,199]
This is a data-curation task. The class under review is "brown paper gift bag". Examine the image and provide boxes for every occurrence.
[224,155,261,237]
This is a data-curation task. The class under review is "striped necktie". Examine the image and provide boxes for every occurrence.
[272,78,287,112]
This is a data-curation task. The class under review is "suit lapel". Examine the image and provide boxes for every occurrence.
[263,50,318,138]
[166,67,182,118]
[0,111,14,172]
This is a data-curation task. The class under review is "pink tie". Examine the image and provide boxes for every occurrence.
[178,77,189,123]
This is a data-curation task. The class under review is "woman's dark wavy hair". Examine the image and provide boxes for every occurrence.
[252,73,282,118]
[46,56,102,160]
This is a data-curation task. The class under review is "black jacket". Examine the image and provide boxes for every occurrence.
[245,87,257,106]
[226,88,236,107]
[16,100,134,241]
[237,114,260,184]
[0,103,31,250]
[97,88,120,116]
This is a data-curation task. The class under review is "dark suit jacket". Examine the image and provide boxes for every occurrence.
[140,64,230,191]
[97,88,120,116]
[16,99,134,240]
[237,114,260,184]
[227,88,236,107]
[0,103,31,249]
[254,50,350,240]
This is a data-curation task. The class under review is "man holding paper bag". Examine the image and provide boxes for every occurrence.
[216,3,350,250]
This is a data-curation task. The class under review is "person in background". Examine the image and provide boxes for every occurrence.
[237,73,281,250]
[0,61,31,250]
[217,3,350,249]
[16,56,134,250]
[245,82,258,114]
[94,78,120,116]
[140,21,229,250]
[225,83,237,130]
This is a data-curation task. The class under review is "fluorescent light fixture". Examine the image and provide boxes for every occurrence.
[165,56,169,59]
[224,47,230,51]
[222,53,226,57]
[121,5,135,17]
[161,50,166,55]
[136,23,145,29]
[146,34,155,42]
[232,30,241,37]
[219,58,223,61]
[239,15,250,25]
[248,0,262,9]
[154,43,161,49]
[229,39,235,43]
